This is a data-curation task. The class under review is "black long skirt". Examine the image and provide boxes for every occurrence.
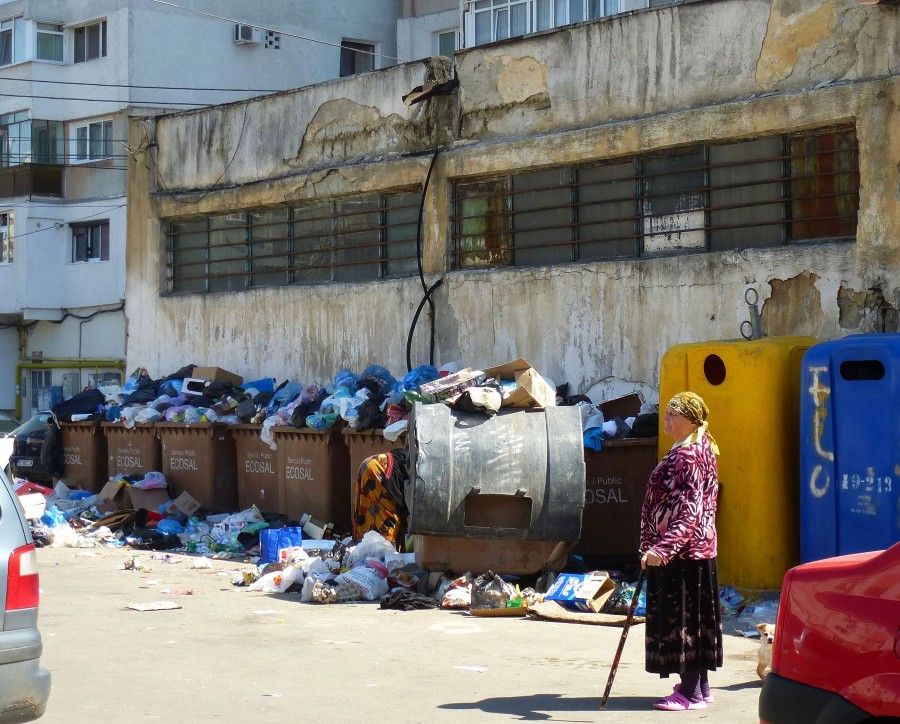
[644,557,724,676]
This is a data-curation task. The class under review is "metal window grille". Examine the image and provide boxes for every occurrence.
[450,126,859,270]
[165,191,421,294]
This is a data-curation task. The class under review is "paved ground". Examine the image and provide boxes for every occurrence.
[34,545,764,723]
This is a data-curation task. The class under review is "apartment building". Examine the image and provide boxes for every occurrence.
[0,0,405,417]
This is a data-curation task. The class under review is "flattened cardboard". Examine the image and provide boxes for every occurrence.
[192,367,243,386]
[172,491,201,517]
[482,358,557,409]
[18,493,46,520]
[543,571,616,613]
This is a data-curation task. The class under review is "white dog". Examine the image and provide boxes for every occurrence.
[757,623,775,679]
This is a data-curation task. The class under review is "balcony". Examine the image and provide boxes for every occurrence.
[0,164,64,199]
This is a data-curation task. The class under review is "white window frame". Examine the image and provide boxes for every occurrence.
[35,21,64,63]
[73,19,107,64]
[0,211,13,264]
[70,119,114,162]
[434,29,458,57]
[466,0,647,46]
[0,16,25,67]
[339,39,377,77]
[70,220,109,263]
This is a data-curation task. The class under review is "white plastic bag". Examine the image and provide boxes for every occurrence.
[248,565,304,594]
[382,419,408,442]
[347,530,396,566]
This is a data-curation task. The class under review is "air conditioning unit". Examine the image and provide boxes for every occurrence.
[233,24,261,45]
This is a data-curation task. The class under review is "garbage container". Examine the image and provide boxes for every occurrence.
[577,438,658,565]
[232,424,281,515]
[273,427,351,532]
[60,422,107,493]
[408,403,585,575]
[660,335,817,589]
[102,423,161,478]
[342,428,408,522]
[800,333,900,562]
[156,423,237,512]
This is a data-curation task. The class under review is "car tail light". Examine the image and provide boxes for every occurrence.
[6,543,40,610]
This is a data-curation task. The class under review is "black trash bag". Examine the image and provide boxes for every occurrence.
[354,396,388,431]
[380,589,438,611]
[127,530,182,550]
[163,364,196,381]
[290,391,328,428]
[470,570,517,610]
[123,388,158,406]
[51,388,106,422]
[39,422,64,478]
[236,398,258,423]
[253,390,274,408]
[629,412,658,438]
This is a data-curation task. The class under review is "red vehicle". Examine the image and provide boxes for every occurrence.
[759,542,900,724]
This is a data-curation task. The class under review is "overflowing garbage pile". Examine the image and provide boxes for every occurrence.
[49,359,657,451]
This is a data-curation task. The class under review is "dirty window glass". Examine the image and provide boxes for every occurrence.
[452,178,512,269]
[709,137,785,252]
[250,208,290,287]
[641,149,707,254]
[789,128,859,241]
[207,213,247,292]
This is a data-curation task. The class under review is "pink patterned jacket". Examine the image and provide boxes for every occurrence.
[639,435,719,564]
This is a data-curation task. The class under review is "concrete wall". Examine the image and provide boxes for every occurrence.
[398,8,460,63]
[126,0,900,399]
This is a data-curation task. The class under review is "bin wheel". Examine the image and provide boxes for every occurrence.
[535,571,559,594]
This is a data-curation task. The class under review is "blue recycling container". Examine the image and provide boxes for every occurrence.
[800,334,900,562]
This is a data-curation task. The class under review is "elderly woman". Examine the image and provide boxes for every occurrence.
[639,391,723,711]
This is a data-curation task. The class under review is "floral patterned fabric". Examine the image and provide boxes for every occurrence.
[640,435,719,564]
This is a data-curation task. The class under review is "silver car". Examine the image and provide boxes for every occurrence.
[0,468,50,721]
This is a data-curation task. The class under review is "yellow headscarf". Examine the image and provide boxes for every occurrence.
[667,391,719,455]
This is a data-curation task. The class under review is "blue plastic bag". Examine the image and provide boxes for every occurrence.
[259,527,303,564]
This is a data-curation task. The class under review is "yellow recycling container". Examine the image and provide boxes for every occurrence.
[659,336,817,589]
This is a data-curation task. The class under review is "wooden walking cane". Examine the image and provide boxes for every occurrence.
[599,567,646,711]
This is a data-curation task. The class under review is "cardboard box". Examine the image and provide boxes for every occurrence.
[482,358,557,409]
[543,571,616,613]
[127,486,170,512]
[598,392,645,420]
[418,368,480,403]
[18,493,47,520]
[96,479,170,512]
[172,491,201,517]
[192,367,243,386]
[96,478,130,513]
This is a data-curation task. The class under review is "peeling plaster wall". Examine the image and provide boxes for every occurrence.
[152,59,453,191]
[126,0,900,399]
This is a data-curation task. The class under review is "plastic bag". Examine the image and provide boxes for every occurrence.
[133,471,168,489]
[471,570,517,610]
[383,419,408,441]
[259,527,303,565]
[248,565,304,594]
[347,530,396,566]
[335,560,389,601]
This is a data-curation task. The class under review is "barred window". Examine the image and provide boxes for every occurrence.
[450,126,859,269]
[165,191,420,294]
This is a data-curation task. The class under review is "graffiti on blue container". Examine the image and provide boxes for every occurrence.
[806,366,834,498]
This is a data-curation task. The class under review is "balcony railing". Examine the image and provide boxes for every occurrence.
[0,164,64,199]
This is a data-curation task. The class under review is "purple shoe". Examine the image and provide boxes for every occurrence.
[653,690,707,711]
[674,683,714,704]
